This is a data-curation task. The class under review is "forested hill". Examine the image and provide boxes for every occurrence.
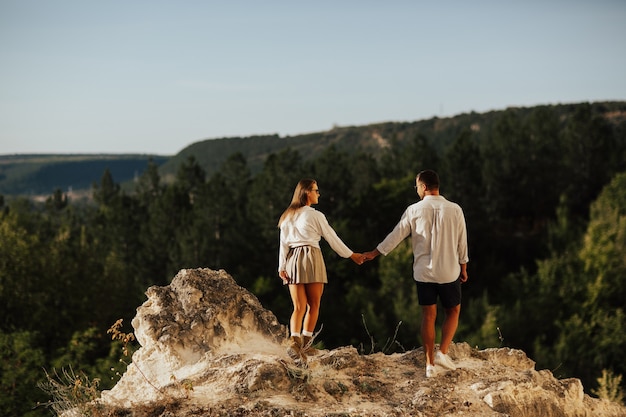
[2,101,625,197]
[157,100,626,179]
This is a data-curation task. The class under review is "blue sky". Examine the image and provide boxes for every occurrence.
[1,1,625,155]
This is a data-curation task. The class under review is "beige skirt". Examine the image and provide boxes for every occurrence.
[284,246,328,285]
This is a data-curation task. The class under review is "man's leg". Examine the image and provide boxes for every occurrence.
[440,304,460,354]
[421,304,437,365]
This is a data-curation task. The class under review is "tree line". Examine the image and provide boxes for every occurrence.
[1,103,625,415]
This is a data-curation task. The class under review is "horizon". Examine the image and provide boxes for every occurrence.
[2,1,625,155]
[1,99,622,158]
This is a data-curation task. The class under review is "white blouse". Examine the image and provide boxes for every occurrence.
[278,206,353,272]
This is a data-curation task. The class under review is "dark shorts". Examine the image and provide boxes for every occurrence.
[416,278,461,308]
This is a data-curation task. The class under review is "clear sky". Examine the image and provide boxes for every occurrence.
[1,1,625,156]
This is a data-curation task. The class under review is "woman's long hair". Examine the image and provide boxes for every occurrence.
[277,179,316,227]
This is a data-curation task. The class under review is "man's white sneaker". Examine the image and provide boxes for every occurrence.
[426,364,437,378]
[434,351,456,370]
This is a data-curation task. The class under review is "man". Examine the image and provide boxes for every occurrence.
[364,170,469,378]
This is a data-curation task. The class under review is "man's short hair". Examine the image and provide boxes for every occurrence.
[417,170,440,190]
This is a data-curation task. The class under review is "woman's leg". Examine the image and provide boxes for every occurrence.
[288,284,308,334]
[302,283,324,333]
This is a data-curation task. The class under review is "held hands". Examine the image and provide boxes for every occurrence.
[351,249,381,265]
[363,249,380,262]
[350,253,366,265]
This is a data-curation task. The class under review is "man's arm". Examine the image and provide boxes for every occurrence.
[459,263,468,283]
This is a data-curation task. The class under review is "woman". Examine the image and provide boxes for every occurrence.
[278,179,364,361]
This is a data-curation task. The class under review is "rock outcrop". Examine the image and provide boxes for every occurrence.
[99,268,626,417]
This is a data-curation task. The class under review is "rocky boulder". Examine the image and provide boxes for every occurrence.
[98,268,626,417]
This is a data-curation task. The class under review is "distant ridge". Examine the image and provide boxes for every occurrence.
[0,154,168,198]
[158,101,626,179]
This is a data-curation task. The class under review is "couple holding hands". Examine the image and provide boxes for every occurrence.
[278,171,469,376]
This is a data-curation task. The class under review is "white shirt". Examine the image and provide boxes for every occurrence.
[376,195,469,284]
[278,206,353,272]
